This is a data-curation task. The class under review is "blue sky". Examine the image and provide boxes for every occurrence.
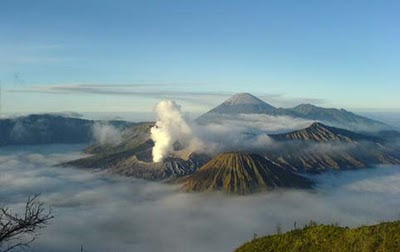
[0,0,399,116]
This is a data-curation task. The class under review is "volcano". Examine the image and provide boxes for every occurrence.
[181,152,312,194]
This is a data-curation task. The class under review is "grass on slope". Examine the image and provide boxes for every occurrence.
[236,221,400,252]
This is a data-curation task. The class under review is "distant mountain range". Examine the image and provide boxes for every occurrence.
[59,93,400,194]
[0,114,133,146]
[62,121,400,193]
[2,93,400,194]
[197,93,391,132]
[0,93,393,146]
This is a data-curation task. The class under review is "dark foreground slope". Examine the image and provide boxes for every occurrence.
[181,152,312,194]
[236,221,400,252]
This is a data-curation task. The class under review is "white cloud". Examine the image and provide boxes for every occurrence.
[1,145,400,251]
[92,123,122,145]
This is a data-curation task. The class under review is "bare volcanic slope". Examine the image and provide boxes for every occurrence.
[269,122,381,143]
[265,122,400,173]
[62,122,210,180]
[63,121,400,180]
[181,152,312,194]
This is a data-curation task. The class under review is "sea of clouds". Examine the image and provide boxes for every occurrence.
[1,144,400,251]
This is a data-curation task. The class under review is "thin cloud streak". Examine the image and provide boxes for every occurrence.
[8,84,326,108]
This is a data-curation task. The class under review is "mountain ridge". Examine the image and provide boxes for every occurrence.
[62,121,400,181]
[0,113,136,146]
[197,93,391,132]
[269,122,381,143]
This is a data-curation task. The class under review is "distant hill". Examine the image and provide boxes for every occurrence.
[269,122,380,143]
[180,152,312,194]
[236,220,400,252]
[266,122,400,173]
[0,114,133,146]
[63,146,210,180]
[287,103,390,132]
[197,93,391,132]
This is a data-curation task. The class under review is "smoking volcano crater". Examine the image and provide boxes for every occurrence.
[60,94,400,194]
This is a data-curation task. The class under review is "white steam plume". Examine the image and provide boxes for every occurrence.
[150,101,193,162]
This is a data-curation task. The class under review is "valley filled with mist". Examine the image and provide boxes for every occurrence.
[2,144,400,251]
[1,92,400,251]
[1,1,399,251]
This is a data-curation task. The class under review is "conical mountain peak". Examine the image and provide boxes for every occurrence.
[199,93,276,116]
[223,93,267,105]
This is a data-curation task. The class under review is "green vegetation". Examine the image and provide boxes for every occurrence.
[236,221,400,252]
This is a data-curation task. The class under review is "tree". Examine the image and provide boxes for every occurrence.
[0,194,53,252]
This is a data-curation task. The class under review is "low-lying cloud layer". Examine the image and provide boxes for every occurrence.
[150,100,314,162]
[1,145,400,251]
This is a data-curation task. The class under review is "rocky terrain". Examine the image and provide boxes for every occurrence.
[62,122,211,180]
[266,122,400,173]
[64,121,400,182]
[180,152,312,194]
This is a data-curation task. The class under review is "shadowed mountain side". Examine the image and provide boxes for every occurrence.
[0,114,134,146]
[180,153,312,194]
